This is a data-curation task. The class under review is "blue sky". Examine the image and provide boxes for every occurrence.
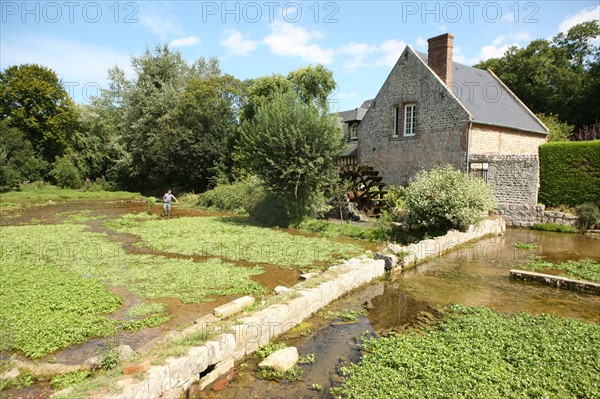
[2,1,599,112]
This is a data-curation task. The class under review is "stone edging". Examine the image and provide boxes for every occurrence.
[80,218,505,399]
[384,218,506,270]
[510,269,600,295]
[496,203,578,227]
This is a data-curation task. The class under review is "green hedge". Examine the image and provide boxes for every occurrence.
[539,140,600,207]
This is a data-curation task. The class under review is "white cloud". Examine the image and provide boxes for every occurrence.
[377,39,406,66]
[221,30,258,56]
[338,43,377,69]
[478,32,531,61]
[170,35,201,47]
[416,36,428,50]
[139,7,181,39]
[453,45,480,66]
[339,39,405,70]
[0,35,133,102]
[263,21,334,64]
[558,5,600,33]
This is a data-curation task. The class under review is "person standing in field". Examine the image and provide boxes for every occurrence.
[163,189,178,217]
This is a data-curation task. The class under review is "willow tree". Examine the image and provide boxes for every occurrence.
[237,90,344,224]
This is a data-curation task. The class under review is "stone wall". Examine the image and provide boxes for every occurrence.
[469,124,546,155]
[469,154,539,205]
[357,46,469,186]
[496,204,578,227]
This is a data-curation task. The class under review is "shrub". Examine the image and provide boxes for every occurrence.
[196,178,290,226]
[82,176,114,192]
[539,140,600,206]
[50,155,83,189]
[575,203,600,229]
[405,165,495,230]
[247,189,290,226]
[384,185,408,210]
[237,90,344,224]
[536,113,574,142]
[196,178,257,214]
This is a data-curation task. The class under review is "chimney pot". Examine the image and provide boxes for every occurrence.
[427,33,454,87]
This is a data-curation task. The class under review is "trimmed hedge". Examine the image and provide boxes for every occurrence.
[539,140,600,207]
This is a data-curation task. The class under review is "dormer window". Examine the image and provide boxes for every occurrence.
[349,123,358,140]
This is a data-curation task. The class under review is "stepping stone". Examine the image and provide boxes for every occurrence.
[214,296,255,318]
[258,347,298,372]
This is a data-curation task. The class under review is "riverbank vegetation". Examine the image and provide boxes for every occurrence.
[531,222,579,233]
[0,221,267,358]
[106,214,363,268]
[334,305,600,399]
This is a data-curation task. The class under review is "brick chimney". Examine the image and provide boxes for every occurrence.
[427,33,454,87]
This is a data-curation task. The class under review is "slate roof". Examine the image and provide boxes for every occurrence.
[341,141,358,157]
[416,51,548,134]
[338,104,371,123]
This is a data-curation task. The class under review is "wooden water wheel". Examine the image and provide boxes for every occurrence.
[340,164,387,217]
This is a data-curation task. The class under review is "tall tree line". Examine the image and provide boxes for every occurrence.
[0,45,338,193]
[476,20,600,138]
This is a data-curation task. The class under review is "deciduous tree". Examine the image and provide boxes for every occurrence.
[237,90,344,224]
[476,21,600,129]
[0,64,77,162]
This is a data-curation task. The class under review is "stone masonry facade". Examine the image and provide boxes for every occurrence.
[357,46,470,186]
[469,154,539,205]
[496,203,578,227]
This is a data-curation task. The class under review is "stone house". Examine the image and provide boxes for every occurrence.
[354,33,549,206]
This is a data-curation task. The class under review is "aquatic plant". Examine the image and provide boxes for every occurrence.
[334,305,600,399]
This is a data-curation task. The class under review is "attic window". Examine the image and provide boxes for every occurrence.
[349,123,358,140]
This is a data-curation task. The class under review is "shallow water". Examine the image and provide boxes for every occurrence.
[209,228,600,399]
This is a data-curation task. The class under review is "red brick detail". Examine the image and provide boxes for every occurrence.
[427,33,454,87]
[211,370,235,392]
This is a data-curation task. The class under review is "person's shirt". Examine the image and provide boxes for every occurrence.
[164,193,175,203]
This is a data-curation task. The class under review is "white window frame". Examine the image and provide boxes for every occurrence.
[403,103,416,136]
[349,123,358,140]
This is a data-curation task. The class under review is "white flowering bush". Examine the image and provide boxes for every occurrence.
[406,165,495,230]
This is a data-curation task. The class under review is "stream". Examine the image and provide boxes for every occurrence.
[207,228,600,399]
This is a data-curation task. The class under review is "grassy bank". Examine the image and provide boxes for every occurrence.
[0,183,143,205]
[334,305,600,399]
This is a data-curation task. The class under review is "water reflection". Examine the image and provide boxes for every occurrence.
[379,229,600,322]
